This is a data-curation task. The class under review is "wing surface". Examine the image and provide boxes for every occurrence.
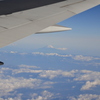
[0,0,99,47]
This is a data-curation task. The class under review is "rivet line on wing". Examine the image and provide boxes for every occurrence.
[60,0,86,8]
[0,26,8,29]
[67,10,77,14]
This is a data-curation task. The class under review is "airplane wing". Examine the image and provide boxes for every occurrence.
[0,0,99,48]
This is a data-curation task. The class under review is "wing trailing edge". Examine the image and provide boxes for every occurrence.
[37,25,72,33]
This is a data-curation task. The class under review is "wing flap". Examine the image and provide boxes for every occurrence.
[0,15,30,29]
[0,27,6,32]
[38,25,72,33]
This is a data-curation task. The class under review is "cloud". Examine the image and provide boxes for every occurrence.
[0,94,22,100]
[81,80,100,90]
[73,55,100,62]
[0,77,41,96]
[0,75,55,97]
[9,65,100,90]
[0,90,54,100]
[73,55,93,61]
[39,70,77,79]
[19,52,28,55]
[19,64,39,69]
[13,69,43,75]
[69,94,100,100]
[29,90,54,100]
[11,67,100,90]
[57,48,67,50]
[0,66,58,97]
[10,65,78,80]
[32,52,45,55]
[12,68,76,79]
[74,70,100,81]
[47,45,54,49]
[47,45,67,51]
[32,52,100,62]
[32,52,72,57]
[74,70,100,90]
[1,63,100,92]
[10,51,17,54]
[2,50,100,64]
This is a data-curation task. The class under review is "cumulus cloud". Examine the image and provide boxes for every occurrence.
[0,66,58,97]
[74,70,100,90]
[69,94,100,100]
[32,52,72,57]
[19,52,28,55]
[47,45,67,51]
[12,68,77,79]
[0,94,22,100]
[19,64,39,69]
[57,48,67,50]
[10,51,17,54]
[32,52,45,55]
[74,70,100,81]
[7,65,100,91]
[73,55,93,61]
[1,63,100,93]
[13,69,43,75]
[0,77,41,96]
[29,90,53,100]
[39,70,77,79]
[81,80,100,90]
[0,75,55,98]
[11,68,100,91]
[10,65,79,80]
[32,52,100,63]
[73,55,100,62]
[0,91,54,100]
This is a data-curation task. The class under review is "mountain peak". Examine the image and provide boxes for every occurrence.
[46,45,67,51]
[47,45,54,49]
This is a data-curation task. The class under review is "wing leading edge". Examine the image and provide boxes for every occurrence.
[0,0,99,48]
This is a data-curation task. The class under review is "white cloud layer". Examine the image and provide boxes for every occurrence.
[19,64,39,69]
[2,50,100,63]
[0,91,53,100]
[0,63,100,97]
[70,94,100,100]
[73,55,93,61]
[32,52,72,57]
[74,70,100,90]
[10,51,17,54]
[2,64,100,91]
[32,52,100,62]
[11,66,77,79]
[81,80,100,90]
[39,70,78,79]
[29,90,53,100]
[47,45,67,50]
[0,77,41,96]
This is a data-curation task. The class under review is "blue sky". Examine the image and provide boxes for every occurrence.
[1,5,100,56]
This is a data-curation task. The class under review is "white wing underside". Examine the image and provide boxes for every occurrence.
[0,0,100,48]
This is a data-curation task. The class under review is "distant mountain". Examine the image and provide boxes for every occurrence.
[33,45,67,53]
